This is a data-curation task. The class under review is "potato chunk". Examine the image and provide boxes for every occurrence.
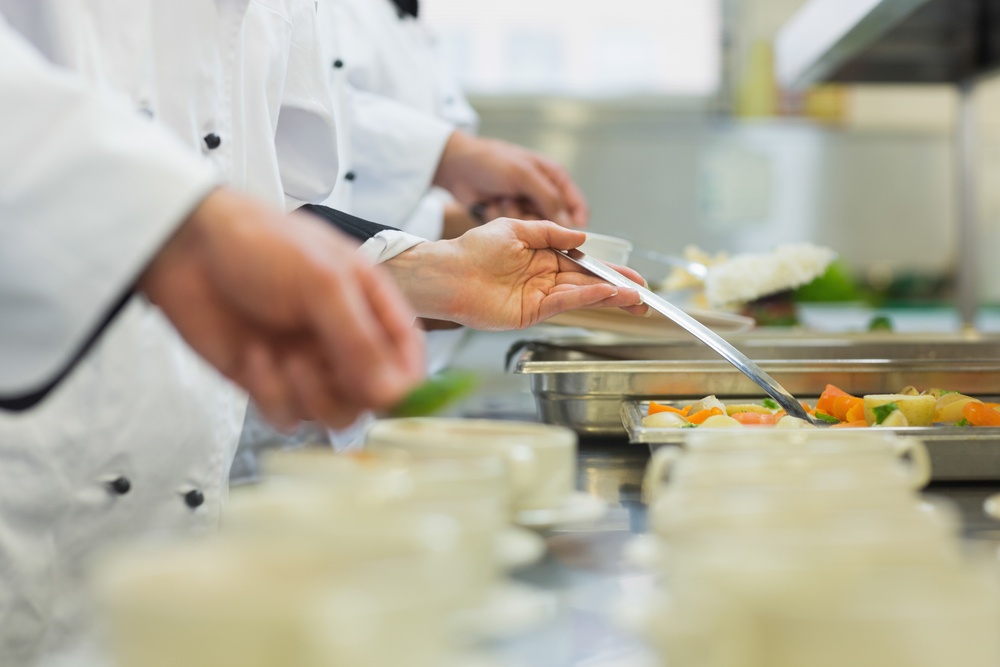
[642,411,690,428]
[863,394,936,426]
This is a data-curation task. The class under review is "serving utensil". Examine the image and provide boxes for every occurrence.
[631,248,709,279]
[560,249,820,425]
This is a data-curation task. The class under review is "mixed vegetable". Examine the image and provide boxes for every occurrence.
[641,384,1000,429]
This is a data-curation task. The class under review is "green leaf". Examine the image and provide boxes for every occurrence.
[867,315,893,332]
[955,418,971,427]
[762,398,779,410]
[389,370,479,418]
[814,412,840,424]
[873,402,900,425]
[940,389,958,396]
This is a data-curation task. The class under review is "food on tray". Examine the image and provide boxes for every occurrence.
[662,243,837,309]
[642,383,1000,429]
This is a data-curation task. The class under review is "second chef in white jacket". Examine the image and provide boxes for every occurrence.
[318,0,590,373]
[0,2,353,663]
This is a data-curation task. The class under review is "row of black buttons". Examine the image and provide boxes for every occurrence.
[105,477,205,508]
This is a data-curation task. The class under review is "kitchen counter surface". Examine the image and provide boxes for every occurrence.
[447,327,1000,667]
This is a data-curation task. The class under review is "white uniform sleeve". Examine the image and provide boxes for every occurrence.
[357,230,426,264]
[398,188,448,241]
[347,90,454,228]
[276,0,341,207]
[0,13,220,401]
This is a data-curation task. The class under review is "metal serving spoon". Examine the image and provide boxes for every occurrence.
[560,249,822,425]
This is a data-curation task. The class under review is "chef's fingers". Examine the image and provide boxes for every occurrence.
[284,353,364,429]
[305,259,416,410]
[535,284,638,321]
[511,161,570,227]
[358,264,427,387]
[604,262,647,286]
[245,343,301,431]
[533,156,589,228]
[505,219,587,252]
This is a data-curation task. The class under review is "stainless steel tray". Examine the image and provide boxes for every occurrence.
[621,400,1000,482]
[509,332,1000,437]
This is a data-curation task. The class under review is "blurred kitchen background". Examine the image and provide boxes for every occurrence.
[423,0,1000,309]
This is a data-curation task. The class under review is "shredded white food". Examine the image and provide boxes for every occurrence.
[704,243,837,308]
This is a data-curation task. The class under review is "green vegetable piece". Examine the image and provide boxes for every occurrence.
[682,423,698,429]
[940,389,958,396]
[814,412,840,424]
[762,398,779,410]
[389,370,479,418]
[872,402,900,425]
[868,315,893,332]
[955,418,971,427]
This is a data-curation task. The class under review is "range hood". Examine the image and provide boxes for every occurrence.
[776,0,1000,89]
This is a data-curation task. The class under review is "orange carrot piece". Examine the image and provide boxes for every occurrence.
[816,384,852,416]
[845,402,866,424]
[688,407,724,425]
[649,401,686,416]
[682,405,692,416]
[963,402,1000,427]
[831,420,868,428]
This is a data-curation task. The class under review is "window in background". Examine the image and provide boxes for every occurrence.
[424,0,722,97]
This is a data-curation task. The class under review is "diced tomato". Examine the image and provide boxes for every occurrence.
[963,402,1000,427]
[731,411,779,425]
[688,407,724,425]
[649,401,686,416]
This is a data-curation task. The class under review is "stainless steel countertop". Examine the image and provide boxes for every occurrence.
[448,329,1000,667]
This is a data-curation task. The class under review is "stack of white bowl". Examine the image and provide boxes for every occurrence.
[636,430,1000,667]
[97,419,585,667]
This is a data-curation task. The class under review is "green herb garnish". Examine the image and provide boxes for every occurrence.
[389,370,479,418]
[868,315,893,332]
[682,423,698,429]
[872,402,900,425]
[762,398,779,410]
[955,418,971,427]
[814,412,840,424]
[940,390,958,396]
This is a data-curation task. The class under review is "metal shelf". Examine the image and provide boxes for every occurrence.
[776,0,1000,329]
[777,0,1000,89]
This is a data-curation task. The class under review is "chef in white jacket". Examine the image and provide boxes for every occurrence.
[0,2,645,663]
[0,2,425,663]
[320,0,589,234]
[318,0,591,372]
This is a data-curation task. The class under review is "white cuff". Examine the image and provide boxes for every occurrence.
[357,230,427,264]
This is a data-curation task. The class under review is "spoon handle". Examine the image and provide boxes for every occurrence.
[560,249,818,424]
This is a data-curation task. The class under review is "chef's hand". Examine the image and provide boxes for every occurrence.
[382,218,648,330]
[434,130,589,230]
[138,188,425,429]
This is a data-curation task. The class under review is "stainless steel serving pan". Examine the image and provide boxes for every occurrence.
[621,400,1000,482]
[509,332,1000,437]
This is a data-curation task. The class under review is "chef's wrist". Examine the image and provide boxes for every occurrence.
[381,238,466,320]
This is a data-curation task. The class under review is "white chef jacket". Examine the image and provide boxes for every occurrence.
[0,2,348,664]
[318,0,478,237]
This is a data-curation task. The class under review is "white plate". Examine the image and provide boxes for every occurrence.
[515,491,608,530]
[450,581,558,642]
[621,534,664,571]
[441,650,508,667]
[576,648,661,667]
[495,525,546,570]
